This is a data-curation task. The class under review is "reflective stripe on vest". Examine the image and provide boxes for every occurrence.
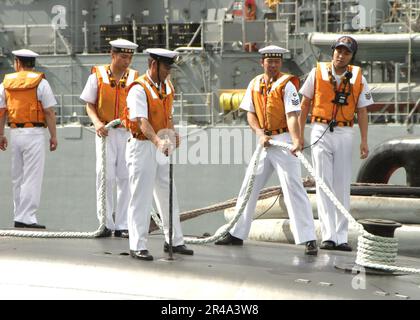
[126,74,174,139]
[3,71,46,126]
[93,65,138,123]
[250,73,299,131]
[312,62,363,122]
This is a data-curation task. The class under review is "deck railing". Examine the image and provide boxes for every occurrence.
[54,92,214,126]
[54,93,420,128]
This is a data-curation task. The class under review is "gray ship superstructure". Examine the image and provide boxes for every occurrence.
[1,0,419,126]
[1,0,420,300]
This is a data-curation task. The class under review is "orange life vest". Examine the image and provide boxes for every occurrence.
[250,73,300,131]
[3,71,46,127]
[92,65,138,123]
[312,62,363,123]
[125,74,175,140]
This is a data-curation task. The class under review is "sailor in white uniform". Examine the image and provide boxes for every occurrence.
[299,36,373,251]
[0,49,57,228]
[125,48,194,261]
[80,39,139,238]
[215,45,318,255]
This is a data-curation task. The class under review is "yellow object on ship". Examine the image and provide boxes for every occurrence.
[219,90,246,112]
[265,0,283,10]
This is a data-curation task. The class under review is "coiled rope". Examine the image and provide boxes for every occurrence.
[0,120,121,238]
[268,140,420,274]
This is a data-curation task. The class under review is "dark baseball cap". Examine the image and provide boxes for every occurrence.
[332,36,358,54]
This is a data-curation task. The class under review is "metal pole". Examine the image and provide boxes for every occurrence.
[264,18,268,46]
[325,0,329,33]
[24,24,28,46]
[407,4,412,122]
[242,0,246,50]
[180,92,184,124]
[395,62,400,123]
[53,26,57,55]
[83,21,88,54]
[220,20,224,54]
[317,0,321,32]
[168,160,174,260]
[132,19,137,45]
[187,23,202,47]
[200,19,205,49]
[210,93,214,126]
[165,15,170,49]
[60,94,64,126]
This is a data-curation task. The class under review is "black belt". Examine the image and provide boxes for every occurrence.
[264,128,288,136]
[9,122,45,128]
[311,117,354,127]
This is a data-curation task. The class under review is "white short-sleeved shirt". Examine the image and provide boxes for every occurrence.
[240,77,301,114]
[299,66,374,109]
[0,79,57,109]
[127,71,173,121]
[79,74,99,105]
[127,84,148,120]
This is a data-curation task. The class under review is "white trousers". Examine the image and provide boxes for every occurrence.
[311,123,354,245]
[231,134,316,245]
[95,128,130,230]
[126,139,184,251]
[10,128,45,224]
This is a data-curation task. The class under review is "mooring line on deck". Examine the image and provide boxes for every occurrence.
[0,120,121,239]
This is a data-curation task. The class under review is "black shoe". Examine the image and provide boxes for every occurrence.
[164,242,194,255]
[319,240,336,250]
[336,243,352,252]
[97,227,112,238]
[14,221,46,229]
[130,250,153,261]
[305,240,318,256]
[214,233,243,246]
[114,230,129,238]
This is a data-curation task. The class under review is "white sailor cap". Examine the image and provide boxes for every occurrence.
[258,45,289,59]
[12,49,39,58]
[145,48,179,65]
[109,39,138,54]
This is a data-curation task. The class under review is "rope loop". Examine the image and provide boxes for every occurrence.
[0,119,121,238]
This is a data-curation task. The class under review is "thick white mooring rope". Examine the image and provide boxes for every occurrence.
[151,144,264,244]
[152,139,420,273]
[2,124,420,274]
[0,120,121,238]
[268,140,420,274]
